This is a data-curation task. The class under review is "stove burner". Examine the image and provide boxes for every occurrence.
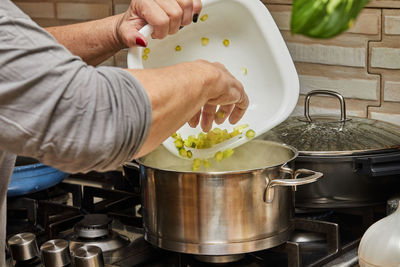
[74,214,111,238]
[193,254,245,263]
[67,214,130,254]
[69,232,130,254]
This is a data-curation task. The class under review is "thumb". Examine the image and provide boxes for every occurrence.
[119,20,148,48]
[130,31,148,48]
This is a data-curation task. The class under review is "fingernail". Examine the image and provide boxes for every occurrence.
[136,37,146,47]
[193,13,199,23]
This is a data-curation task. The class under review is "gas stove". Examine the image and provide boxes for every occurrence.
[6,171,386,267]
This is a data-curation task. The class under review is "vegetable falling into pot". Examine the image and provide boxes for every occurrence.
[171,125,256,171]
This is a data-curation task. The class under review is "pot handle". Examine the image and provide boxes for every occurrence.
[355,152,400,177]
[263,169,323,203]
[304,90,347,122]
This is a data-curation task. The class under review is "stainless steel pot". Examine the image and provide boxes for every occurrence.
[124,140,322,255]
[261,90,400,208]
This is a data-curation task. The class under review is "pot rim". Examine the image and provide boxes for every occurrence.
[131,140,300,175]
[297,147,400,157]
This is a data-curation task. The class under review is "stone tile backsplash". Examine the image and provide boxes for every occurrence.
[12,0,400,125]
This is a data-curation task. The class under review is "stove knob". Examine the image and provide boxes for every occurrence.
[41,239,71,267]
[71,245,104,267]
[7,233,40,262]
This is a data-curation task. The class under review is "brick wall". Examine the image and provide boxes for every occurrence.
[12,0,400,125]
[12,0,130,68]
[264,0,400,125]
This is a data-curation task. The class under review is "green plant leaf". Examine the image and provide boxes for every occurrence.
[291,0,370,39]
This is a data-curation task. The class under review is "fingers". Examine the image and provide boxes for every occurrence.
[134,0,201,39]
[197,98,247,131]
[192,0,202,22]
[117,18,147,48]
[120,0,203,47]
[189,100,246,130]
[136,0,170,39]
[226,79,249,124]
[229,93,249,124]
[215,104,234,125]
[188,110,201,128]
[176,0,194,26]
[155,0,183,35]
[200,104,217,132]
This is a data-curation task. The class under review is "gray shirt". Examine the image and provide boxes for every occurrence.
[0,0,152,264]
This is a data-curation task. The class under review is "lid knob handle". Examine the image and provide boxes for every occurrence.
[304,90,347,122]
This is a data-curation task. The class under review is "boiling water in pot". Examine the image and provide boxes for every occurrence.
[139,140,296,172]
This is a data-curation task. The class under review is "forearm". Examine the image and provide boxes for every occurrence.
[45,14,124,65]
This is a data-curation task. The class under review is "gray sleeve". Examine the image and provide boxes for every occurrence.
[0,2,152,173]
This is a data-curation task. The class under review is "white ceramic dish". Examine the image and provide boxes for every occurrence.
[127,0,299,159]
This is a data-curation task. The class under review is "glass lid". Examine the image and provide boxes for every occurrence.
[260,90,400,156]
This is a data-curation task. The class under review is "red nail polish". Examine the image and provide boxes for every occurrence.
[136,37,147,47]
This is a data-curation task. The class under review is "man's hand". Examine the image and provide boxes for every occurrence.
[187,61,249,132]
[128,60,249,157]
[116,0,202,48]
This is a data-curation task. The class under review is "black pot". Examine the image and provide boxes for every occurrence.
[261,90,400,208]
[294,152,400,208]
